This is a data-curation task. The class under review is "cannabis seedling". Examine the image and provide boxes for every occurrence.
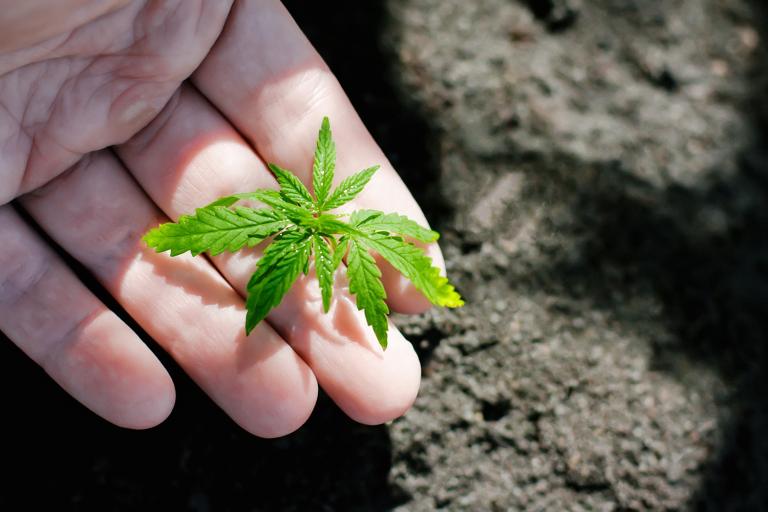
[144,117,463,348]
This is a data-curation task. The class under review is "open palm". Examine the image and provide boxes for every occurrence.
[0,0,443,436]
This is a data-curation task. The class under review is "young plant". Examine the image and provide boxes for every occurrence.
[143,117,463,348]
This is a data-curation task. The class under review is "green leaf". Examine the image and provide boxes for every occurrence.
[323,165,380,211]
[143,206,289,257]
[245,230,311,333]
[242,189,314,223]
[204,195,242,208]
[313,234,334,312]
[268,163,315,210]
[355,232,464,308]
[205,190,312,223]
[347,238,390,348]
[348,209,380,226]
[351,210,439,242]
[143,115,464,348]
[332,236,349,272]
[313,116,336,206]
[313,214,357,235]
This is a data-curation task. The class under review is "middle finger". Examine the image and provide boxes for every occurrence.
[117,85,421,424]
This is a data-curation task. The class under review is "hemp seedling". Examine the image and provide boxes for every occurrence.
[144,117,463,348]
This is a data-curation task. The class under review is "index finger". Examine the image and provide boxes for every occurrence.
[192,0,444,313]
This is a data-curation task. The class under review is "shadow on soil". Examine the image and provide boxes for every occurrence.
[542,158,768,509]
[534,9,768,504]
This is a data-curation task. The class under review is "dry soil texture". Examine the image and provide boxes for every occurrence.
[383,0,768,510]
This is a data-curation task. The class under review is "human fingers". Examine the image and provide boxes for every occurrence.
[0,204,174,428]
[0,0,233,204]
[192,0,444,314]
[117,86,421,425]
[0,0,128,52]
[19,152,317,437]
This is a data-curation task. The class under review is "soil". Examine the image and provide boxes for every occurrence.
[2,1,768,510]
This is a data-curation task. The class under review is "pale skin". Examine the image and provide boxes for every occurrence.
[0,0,446,437]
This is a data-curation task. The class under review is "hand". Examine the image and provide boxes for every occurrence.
[0,0,445,436]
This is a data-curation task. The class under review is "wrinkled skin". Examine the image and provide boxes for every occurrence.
[0,0,443,436]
